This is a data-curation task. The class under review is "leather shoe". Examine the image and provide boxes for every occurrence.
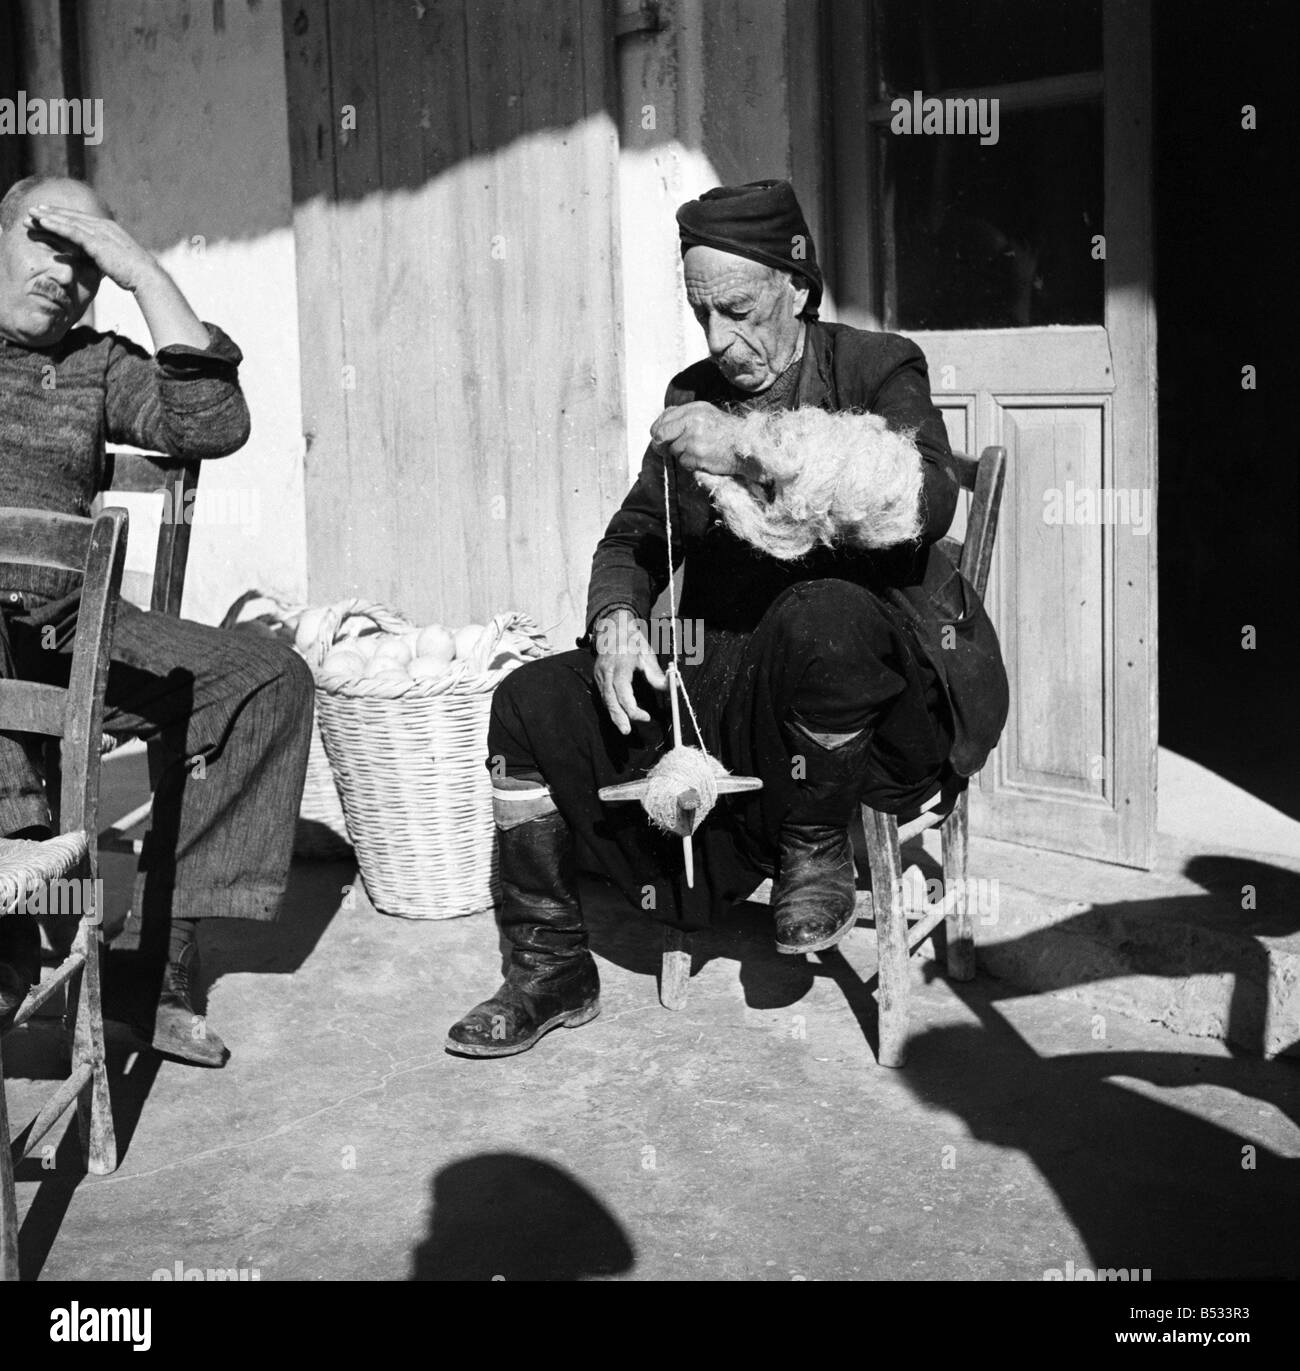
[151,941,229,1067]
[446,956,599,1058]
[773,823,860,954]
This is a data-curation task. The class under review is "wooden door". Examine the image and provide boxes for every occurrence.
[829,0,1156,867]
[282,0,626,645]
[0,6,26,189]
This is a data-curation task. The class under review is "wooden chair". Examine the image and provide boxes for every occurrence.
[95,452,200,859]
[660,445,1008,1069]
[0,507,129,1282]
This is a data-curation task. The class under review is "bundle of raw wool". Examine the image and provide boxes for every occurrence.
[693,407,925,561]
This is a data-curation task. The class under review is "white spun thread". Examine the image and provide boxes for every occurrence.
[642,745,729,834]
[662,459,706,748]
[599,455,760,841]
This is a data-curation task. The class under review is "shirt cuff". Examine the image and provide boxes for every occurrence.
[577,601,642,650]
[155,323,244,379]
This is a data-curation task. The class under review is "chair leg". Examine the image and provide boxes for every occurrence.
[0,1033,18,1280]
[660,927,692,1011]
[941,790,975,982]
[69,917,116,1177]
[863,805,910,1068]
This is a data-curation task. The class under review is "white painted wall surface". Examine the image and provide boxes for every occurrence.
[78,0,308,625]
[615,0,827,484]
[69,0,818,613]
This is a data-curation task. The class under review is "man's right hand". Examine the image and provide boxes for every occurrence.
[26,204,212,352]
[593,608,668,736]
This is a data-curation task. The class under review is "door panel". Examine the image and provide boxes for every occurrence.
[1000,402,1109,796]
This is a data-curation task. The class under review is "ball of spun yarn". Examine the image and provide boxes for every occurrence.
[641,746,730,834]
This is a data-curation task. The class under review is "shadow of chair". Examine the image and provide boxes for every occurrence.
[897,974,1300,1278]
[0,508,128,1282]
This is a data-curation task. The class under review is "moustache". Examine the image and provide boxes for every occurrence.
[30,280,73,311]
[717,352,755,378]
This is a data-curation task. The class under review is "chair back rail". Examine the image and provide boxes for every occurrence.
[62,512,128,848]
[0,681,65,735]
[0,508,128,848]
[101,451,199,618]
[0,509,100,574]
[951,446,1006,602]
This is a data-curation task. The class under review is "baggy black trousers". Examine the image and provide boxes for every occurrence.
[0,594,314,929]
[487,579,954,930]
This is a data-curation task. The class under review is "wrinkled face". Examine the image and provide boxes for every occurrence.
[683,245,809,392]
[0,181,105,348]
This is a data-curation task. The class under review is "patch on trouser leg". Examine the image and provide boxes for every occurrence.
[788,716,866,750]
[492,784,559,829]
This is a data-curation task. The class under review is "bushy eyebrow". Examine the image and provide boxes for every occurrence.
[690,291,758,313]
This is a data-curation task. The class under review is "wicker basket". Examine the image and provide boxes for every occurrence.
[311,606,550,919]
[221,592,410,861]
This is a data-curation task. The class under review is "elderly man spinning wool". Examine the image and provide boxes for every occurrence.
[447,180,1008,1059]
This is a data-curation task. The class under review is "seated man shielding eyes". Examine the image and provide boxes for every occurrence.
[0,176,313,1067]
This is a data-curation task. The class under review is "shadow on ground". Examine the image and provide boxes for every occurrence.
[6,1023,160,1280]
[7,853,351,1277]
[583,848,1300,1279]
[410,1153,635,1281]
[10,842,1300,1279]
[909,849,1300,1059]
[899,992,1300,1279]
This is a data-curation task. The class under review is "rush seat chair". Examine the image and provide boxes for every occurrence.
[0,507,128,1281]
[659,445,1008,1069]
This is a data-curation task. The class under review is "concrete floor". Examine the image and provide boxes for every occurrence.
[4,745,1299,1281]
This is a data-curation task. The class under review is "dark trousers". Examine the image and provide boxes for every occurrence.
[488,579,954,929]
[0,597,314,963]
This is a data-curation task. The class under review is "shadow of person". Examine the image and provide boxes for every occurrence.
[925,853,1300,1059]
[409,1153,635,1281]
[899,1003,1300,1279]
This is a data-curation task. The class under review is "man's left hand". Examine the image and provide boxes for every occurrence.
[650,402,742,475]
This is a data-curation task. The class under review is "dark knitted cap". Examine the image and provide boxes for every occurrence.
[676,179,822,319]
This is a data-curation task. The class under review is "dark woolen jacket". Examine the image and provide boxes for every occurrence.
[0,322,250,601]
[585,320,1009,776]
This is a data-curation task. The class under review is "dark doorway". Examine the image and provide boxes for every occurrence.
[1154,0,1299,821]
[0,7,29,190]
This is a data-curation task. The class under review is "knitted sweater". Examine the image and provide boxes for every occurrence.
[0,322,250,600]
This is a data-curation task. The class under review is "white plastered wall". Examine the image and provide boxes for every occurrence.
[77,0,308,625]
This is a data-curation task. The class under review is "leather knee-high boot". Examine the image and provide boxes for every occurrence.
[772,721,873,955]
[445,810,599,1057]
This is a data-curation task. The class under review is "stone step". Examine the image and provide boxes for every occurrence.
[950,834,1300,1060]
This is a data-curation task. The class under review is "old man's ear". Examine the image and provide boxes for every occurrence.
[786,271,811,317]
